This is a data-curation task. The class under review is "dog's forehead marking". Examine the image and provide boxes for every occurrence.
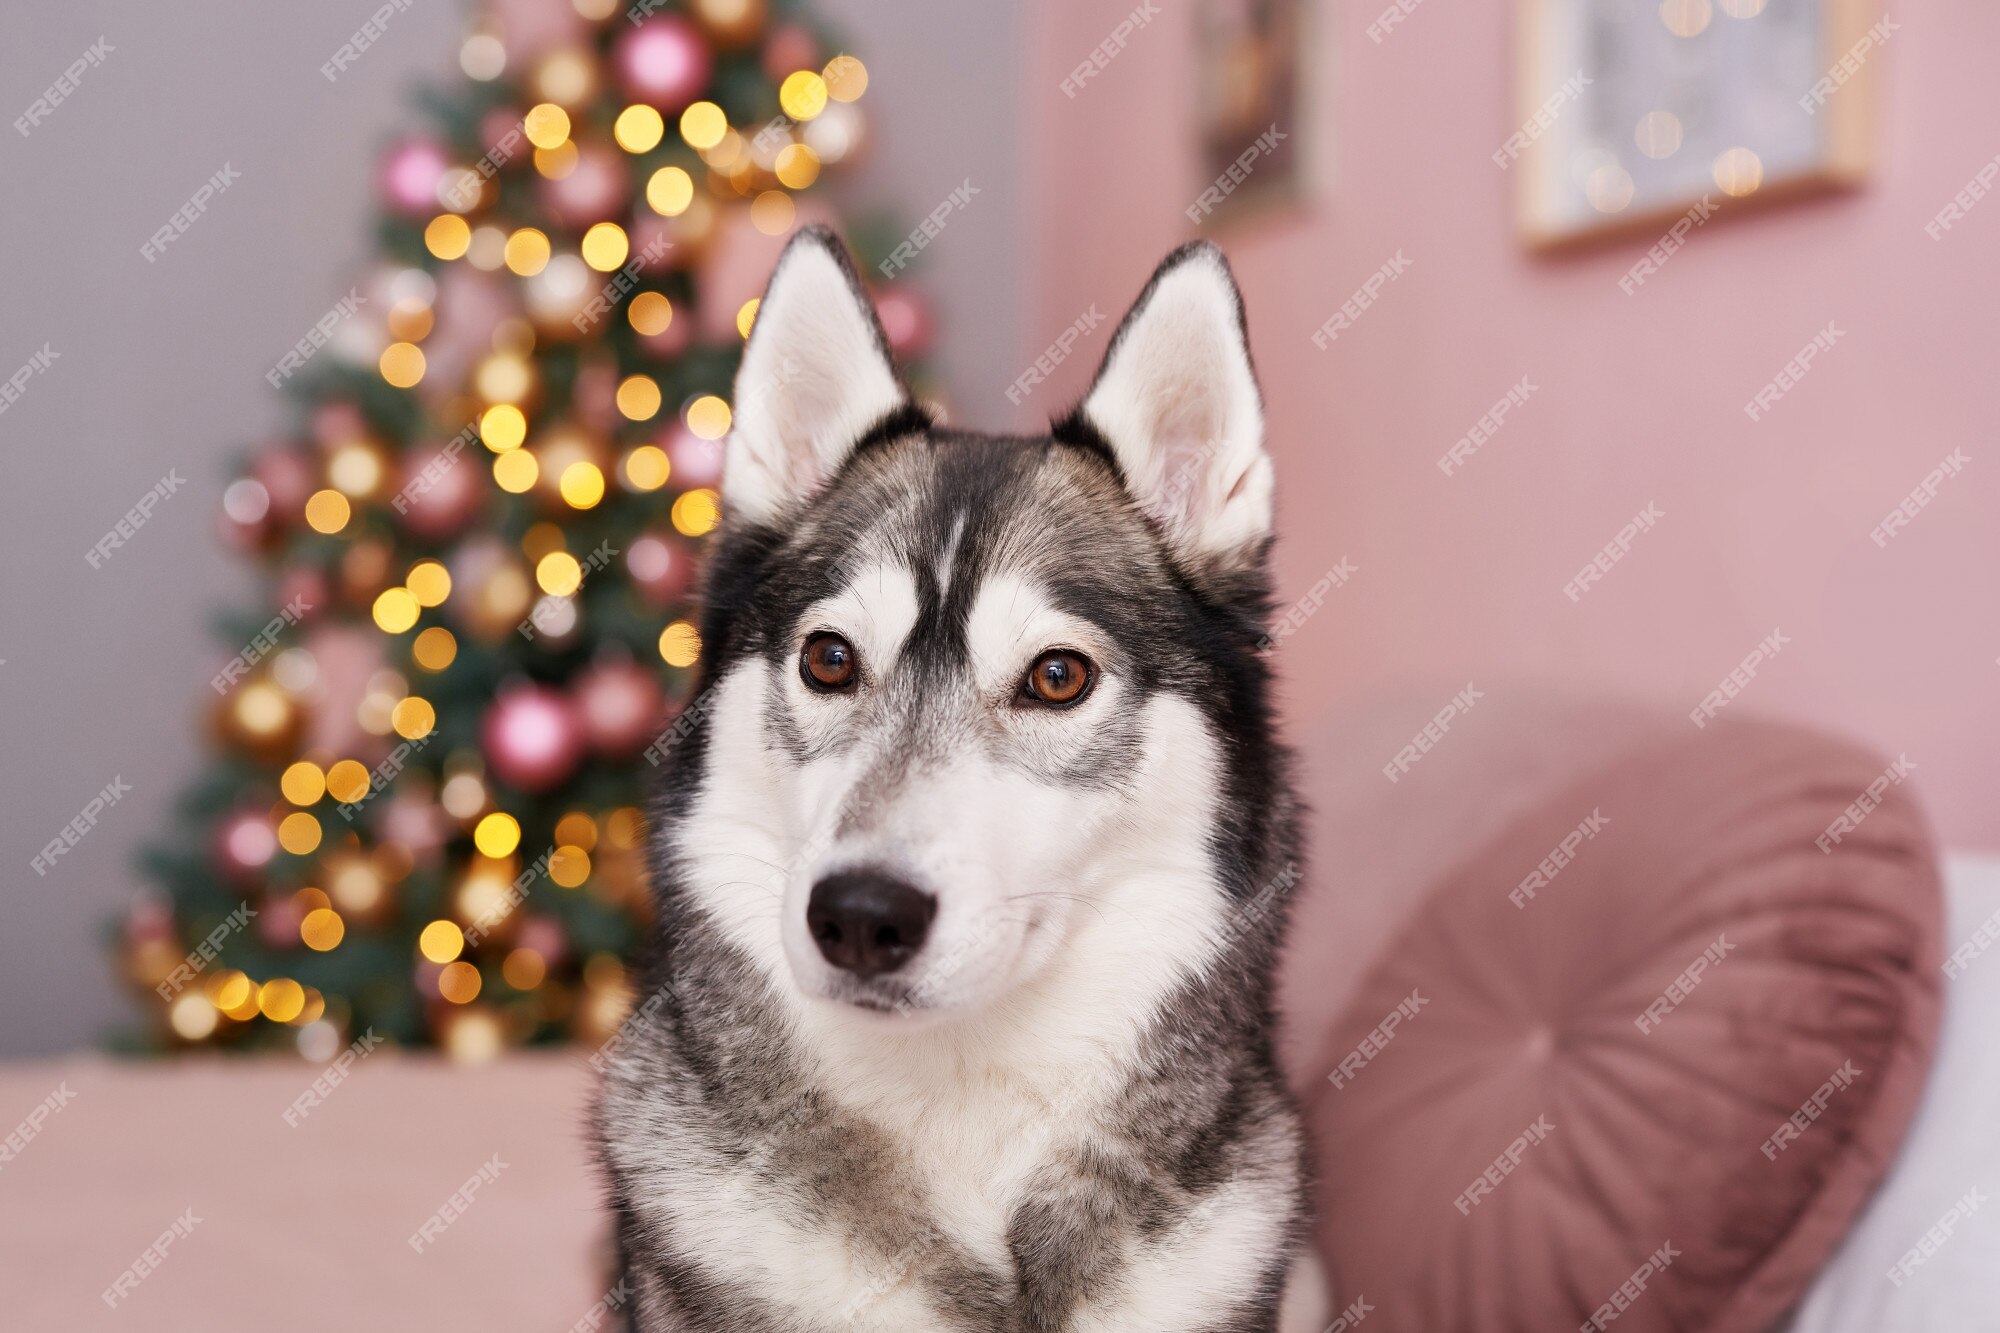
[935,509,969,600]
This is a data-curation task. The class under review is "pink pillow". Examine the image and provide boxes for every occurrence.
[1302,718,1943,1331]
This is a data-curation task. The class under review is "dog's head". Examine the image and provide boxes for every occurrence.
[666,228,1282,1027]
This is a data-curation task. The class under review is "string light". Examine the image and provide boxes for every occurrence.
[623,445,671,491]
[614,105,665,153]
[280,761,326,806]
[474,812,522,857]
[420,919,466,964]
[629,292,673,336]
[524,102,571,149]
[779,71,829,121]
[304,489,351,534]
[646,166,694,216]
[426,214,471,259]
[680,102,728,149]
[685,394,732,440]
[616,375,662,421]
[582,221,631,271]
[659,620,701,667]
[560,461,607,509]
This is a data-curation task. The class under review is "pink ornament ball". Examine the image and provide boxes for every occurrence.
[381,139,449,216]
[482,683,585,793]
[617,17,712,110]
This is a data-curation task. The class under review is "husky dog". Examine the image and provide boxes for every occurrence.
[598,228,1324,1332]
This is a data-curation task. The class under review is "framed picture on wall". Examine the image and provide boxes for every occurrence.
[1510,0,1884,248]
[1188,0,1313,230]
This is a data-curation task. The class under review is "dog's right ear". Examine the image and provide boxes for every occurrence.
[721,226,909,526]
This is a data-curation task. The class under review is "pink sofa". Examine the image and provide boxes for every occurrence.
[0,694,1945,1331]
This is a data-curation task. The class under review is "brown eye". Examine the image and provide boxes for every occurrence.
[1023,650,1093,708]
[801,632,858,692]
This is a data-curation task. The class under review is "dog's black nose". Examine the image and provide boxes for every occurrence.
[806,871,935,978]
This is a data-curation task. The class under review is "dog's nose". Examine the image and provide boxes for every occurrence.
[806,871,935,978]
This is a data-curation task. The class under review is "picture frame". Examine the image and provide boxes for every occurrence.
[1188,0,1316,231]
[1510,0,1884,250]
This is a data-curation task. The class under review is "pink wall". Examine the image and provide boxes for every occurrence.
[1022,2,1999,848]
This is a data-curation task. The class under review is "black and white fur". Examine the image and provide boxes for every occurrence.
[597,228,1325,1332]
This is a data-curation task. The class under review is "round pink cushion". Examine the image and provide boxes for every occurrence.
[1305,718,1943,1332]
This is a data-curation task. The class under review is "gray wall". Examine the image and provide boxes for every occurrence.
[0,1,1026,1056]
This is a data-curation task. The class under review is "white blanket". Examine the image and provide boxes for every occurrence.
[1784,854,2000,1332]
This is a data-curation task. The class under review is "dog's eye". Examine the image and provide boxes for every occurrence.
[1022,650,1094,708]
[801,632,858,692]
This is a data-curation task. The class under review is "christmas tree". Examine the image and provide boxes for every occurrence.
[120,0,933,1061]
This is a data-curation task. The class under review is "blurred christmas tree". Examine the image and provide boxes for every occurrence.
[119,0,935,1061]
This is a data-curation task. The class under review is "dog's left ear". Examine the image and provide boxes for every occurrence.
[1072,242,1272,581]
[722,226,910,526]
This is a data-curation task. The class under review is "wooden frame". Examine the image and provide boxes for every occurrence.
[1512,0,1883,251]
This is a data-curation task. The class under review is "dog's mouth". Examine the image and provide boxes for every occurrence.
[816,975,927,1018]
